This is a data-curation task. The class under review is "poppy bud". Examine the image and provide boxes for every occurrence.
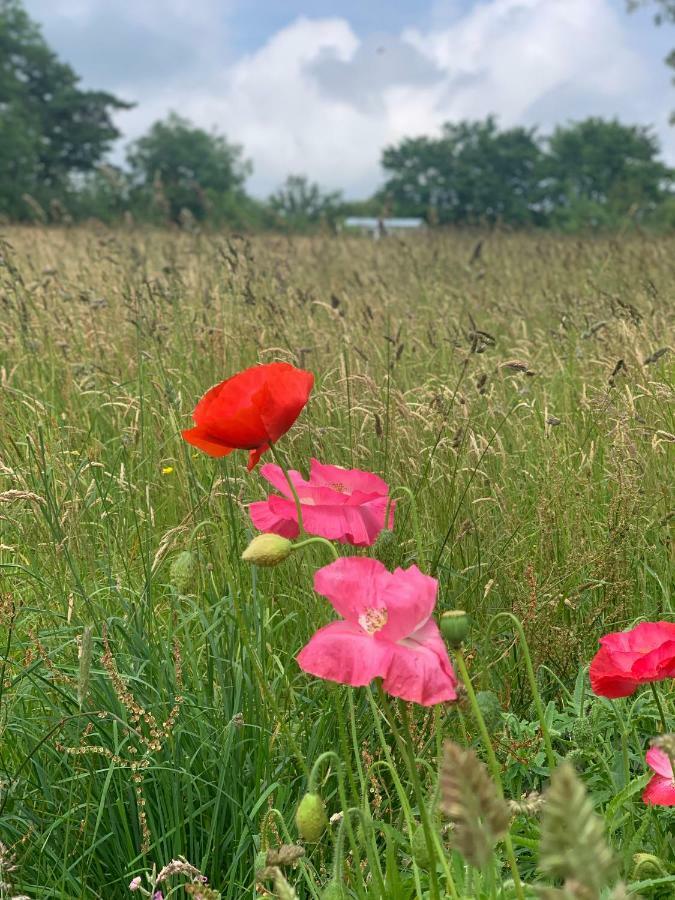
[295,792,328,842]
[321,880,347,900]
[169,550,197,594]
[410,824,435,869]
[242,533,293,567]
[474,690,503,735]
[632,853,668,880]
[440,610,471,647]
[372,528,397,565]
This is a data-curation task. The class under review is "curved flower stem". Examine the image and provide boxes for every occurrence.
[292,536,340,561]
[305,750,373,899]
[270,443,306,537]
[365,690,426,900]
[650,683,668,733]
[373,686,460,900]
[391,485,425,565]
[261,808,321,898]
[485,611,556,771]
[454,648,525,900]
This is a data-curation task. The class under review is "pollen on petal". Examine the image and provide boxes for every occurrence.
[358,607,388,635]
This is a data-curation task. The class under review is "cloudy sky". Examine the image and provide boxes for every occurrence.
[24,0,675,198]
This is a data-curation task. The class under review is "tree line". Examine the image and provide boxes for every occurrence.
[1,0,674,232]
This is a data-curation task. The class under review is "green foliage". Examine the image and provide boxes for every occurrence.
[545,118,672,228]
[0,0,130,220]
[126,112,251,224]
[382,116,673,230]
[381,116,545,226]
[269,175,343,232]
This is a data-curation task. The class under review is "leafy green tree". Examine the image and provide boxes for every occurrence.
[0,0,130,219]
[268,175,343,231]
[381,117,544,225]
[544,118,673,229]
[126,113,251,224]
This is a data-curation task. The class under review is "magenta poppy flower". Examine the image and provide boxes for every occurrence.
[249,459,394,547]
[589,621,675,699]
[296,558,458,706]
[643,746,675,806]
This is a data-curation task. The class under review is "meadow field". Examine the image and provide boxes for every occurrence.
[0,226,673,899]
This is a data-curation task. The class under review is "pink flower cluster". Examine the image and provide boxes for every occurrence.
[589,620,675,806]
[249,460,458,707]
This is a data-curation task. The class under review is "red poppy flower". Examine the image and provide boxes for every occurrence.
[182,362,314,470]
[589,621,675,699]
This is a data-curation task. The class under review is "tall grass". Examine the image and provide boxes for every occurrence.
[0,227,673,897]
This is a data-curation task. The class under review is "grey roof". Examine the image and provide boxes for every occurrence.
[343,217,425,229]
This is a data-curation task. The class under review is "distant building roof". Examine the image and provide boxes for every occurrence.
[343,217,425,231]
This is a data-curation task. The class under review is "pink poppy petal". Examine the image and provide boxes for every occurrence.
[258,463,309,498]
[297,621,393,687]
[314,557,391,624]
[643,774,675,806]
[248,500,299,539]
[646,746,674,779]
[377,566,438,643]
[309,459,390,496]
[382,621,458,706]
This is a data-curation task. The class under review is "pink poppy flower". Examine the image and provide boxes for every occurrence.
[589,621,675,699]
[296,557,458,706]
[249,458,394,547]
[643,746,675,806]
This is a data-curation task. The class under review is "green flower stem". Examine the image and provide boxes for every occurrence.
[650,683,668,733]
[270,443,306,537]
[365,689,426,900]
[374,685,460,900]
[305,751,378,899]
[485,612,556,771]
[292,536,340,561]
[454,648,525,900]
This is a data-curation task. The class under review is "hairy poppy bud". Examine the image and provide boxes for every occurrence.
[170,550,197,593]
[440,610,471,647]
[242,533,293,567]
[372,528,397,565]
[321,880,347,900]
[474,690,503,734]
[295,792,328,842]
[411,824,435,869]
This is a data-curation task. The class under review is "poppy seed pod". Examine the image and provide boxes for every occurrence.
[321,880,347,900]
[295,792,328,842]
[242,533,293,567]
[440,610,471,647]
[169,550,197,594]
[411,824,435,869]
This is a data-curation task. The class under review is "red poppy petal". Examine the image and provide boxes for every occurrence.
[258,365,314,444]
[182,428,235,458]
[248,445,270,470]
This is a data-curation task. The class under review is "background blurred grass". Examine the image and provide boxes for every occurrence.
[0,227,673,897]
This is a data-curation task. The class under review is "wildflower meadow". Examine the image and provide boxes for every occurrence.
[0,227,673,898]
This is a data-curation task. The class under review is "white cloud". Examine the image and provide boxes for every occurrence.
[25,0,675,196]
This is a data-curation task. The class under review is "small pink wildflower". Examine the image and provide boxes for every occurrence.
[297,557,458,706]
[249,459,394,546]
[643,746,675,806]
[129,877,142,892]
